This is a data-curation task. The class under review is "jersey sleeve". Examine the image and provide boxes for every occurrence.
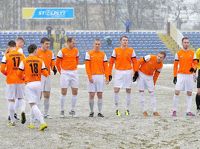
[85,52,92,80]
[56,50,63,73]
[41,61,49,77]
[109,49,116,75]
[17,61,25,79]
[174,53,179,77]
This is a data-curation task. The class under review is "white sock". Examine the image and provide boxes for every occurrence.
[139,92,146,112]
[150,92,157,112]
[14,98,19,113]
[173,94,179,111]
[60,95,66,111]
[17,99,26,113]
[89,99,94,113]
[186,95,193,113]
[126,93,131,110]
[97,98,103,113]
[8,102,15,122]
[71,95,77,111]
[29,109,34,124]
[44,98,50,115]
[32,105,45,124]
[114,93,119,109]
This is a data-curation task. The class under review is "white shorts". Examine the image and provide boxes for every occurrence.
[60,70,79,88]
[25,81,42,104]
[41,75,51,92]
[88,75,104,92]
[175,74,194,92]
[5,84,25,100]
[114,70,133,89]
[137,71,154,92]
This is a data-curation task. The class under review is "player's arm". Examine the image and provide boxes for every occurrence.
[76,51,80,66]
[173,53,179,84]
[153,67,162,85]
[108,50,116,81]
[103,54,109,81]
[85,52,92,80]
[17,61,25,80]
[41,61,49,77]
[131,50,138,72]
[55,50,63,73]
[51,53,57,75]
[1,55,7,76]
[190,53,198,72]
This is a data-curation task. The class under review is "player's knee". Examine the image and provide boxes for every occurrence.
[126,88,131,93]
[29,103,35,107]
[72,89,78,95]
[114,88,120,93]
[89,92,95,98]
[175,90,180,95]
[149,91,154,95]
[61,88,67,96]
[187,92,192,96]
[43,91,50,98]
[97,92,103,99]
[8,99,15,102]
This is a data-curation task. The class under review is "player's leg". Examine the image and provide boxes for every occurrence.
[139,90,148,117]
[124,70,133,115]
[6,84,17,125]
[125,88,131,116]
[196,88,200,115]
[97,92,104,117]
[8,99,16,126]
[172,74,183,116]
[69,72,79,116]
[16,84,26,124]
[89,92,95,117]
[26,82,47,131]
[172,90,180,116]
[113,70,123,116]
[114,87,121,116]
[60,73,69,118]
[137,72,148,117]
[60,88,67,118]
[30,103,47,131]
[186,91,195,116]
[96,75,104,117]
[196,70,200,114]
[146,77,159,116]
[149,91,159,116]
[43,91,51,118]
[70,87,78,116]
[185,74,195,116]
[41,76,52,119]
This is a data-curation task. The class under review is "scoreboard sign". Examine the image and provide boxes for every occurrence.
[22,7,74,19]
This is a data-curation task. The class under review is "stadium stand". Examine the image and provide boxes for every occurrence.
[0,31,174,63]
[182,32,200,50]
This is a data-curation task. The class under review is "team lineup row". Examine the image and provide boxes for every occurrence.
[0,36,199,131]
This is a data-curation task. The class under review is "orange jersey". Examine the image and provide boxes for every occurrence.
[17,55,48,83]
[85,50,109,80]
[138,55,163,75]
[36,48,55,75]
[109,47,137,75]
[56,47,79,72]
[1,50,25,84]
[174,49,198,76]
[137,55,163,84]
